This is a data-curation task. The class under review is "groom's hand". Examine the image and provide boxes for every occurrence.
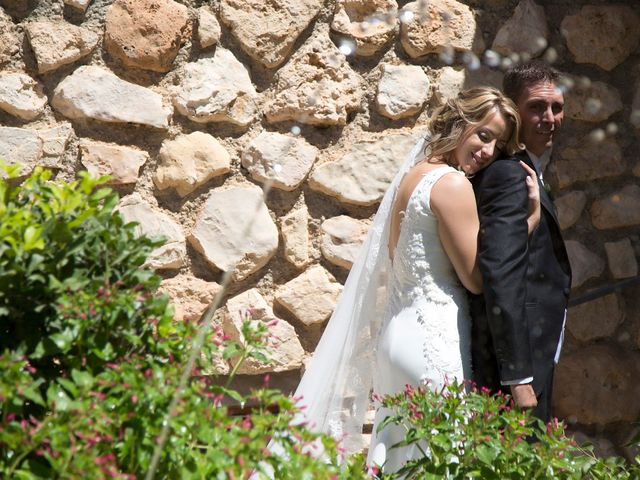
[510,384,538,409]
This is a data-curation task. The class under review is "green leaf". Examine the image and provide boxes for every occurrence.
[222,343,241,360]
[47,383,73,411]
[474,444,499,466]
[57,377,78,397]
[23,225,44,251]
[248,351,269,364]
[71,368,94,389]
[22,382,46,407]
[49,329,76,352]
[212,385,245,405]
[32,337,59,359]
[92,342,115,360]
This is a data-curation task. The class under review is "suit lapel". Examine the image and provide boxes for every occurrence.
[539,178,558,223]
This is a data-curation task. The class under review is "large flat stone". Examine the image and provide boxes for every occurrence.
[0,72,47,120]
[554,345,640,424]
[556,137,624,189]
[591,185,640,230]
[80,140,148,185]
[220,0,323,68]
[154,132,230,197]
[52,65,172,129]
[104,0,189,72]
[567,294,623,343]
[491,0,548,57]
[25,20,98,74]
[264,36,363,127]
[331,0,398,56]
[400,0,484,59]
[564,78,623,123]
[320,215,371,270]
[37,122,73,169]
[274,265,342,326]
[223,288,305,374]
[158,274,222,323]
[565,240,605,289]
[117,193,187,270]
[309,132,423,206]
[197,6,221,49]
[241,131,318,191]
[188,185,279,281]
[376,63,430,119]
[281,205,311,269]
[604,238,638,279]
[173,48,258,127]
[554,191,587,230]
[0,127,43,177]
[561,5,640,71]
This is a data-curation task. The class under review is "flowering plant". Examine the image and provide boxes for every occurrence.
[0,165,367,479]
[375,381,639,479]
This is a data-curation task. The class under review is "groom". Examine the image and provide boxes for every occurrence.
[469,61,572,423]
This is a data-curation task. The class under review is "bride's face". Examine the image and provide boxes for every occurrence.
[452,111,512,176]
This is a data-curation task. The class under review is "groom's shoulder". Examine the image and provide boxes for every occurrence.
[483,151,527,175]
[489,150,528,167]
[472,151,527,187]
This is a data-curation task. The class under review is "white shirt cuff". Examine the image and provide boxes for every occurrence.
[501,376,534,386]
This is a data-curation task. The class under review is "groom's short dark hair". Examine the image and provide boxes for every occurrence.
[503,61,560,104]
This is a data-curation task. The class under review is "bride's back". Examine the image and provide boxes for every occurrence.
[387,165,466,312]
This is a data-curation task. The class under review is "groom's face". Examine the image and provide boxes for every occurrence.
[516,81,564,157]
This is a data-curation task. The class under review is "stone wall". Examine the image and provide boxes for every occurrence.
[1,0,639,456]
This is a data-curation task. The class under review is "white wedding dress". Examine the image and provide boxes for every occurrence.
[367,166,473,473]
[289,139,473,478]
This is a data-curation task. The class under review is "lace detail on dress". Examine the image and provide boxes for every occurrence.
[388,166,466,311]
[375,165,472,393]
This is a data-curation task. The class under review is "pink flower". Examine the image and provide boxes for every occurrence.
[90,391,107,401]
[367,465,380,476]
[241,417,252,429]
[94,453,115,466]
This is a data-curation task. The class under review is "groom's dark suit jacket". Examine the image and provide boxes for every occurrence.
[469,152,572,419]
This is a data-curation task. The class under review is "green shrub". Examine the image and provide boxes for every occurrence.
[0,165,165,374]
[0,165,366,479]
[376,381,640,479]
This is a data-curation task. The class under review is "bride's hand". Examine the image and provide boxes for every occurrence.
[520,161,540,235]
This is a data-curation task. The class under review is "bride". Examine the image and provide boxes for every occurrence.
[292,87,539,474]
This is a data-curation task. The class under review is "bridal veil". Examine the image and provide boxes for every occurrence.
[292,134,429,457]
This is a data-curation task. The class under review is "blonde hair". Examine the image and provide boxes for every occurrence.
[426,87,523,166]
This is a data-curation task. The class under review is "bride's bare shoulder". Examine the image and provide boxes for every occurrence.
[398,161,442,192]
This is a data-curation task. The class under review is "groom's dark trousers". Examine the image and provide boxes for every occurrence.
[469,152,572,423]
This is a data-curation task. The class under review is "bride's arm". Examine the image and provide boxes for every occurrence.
[431,173,483,294]
[520,161,540,235]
